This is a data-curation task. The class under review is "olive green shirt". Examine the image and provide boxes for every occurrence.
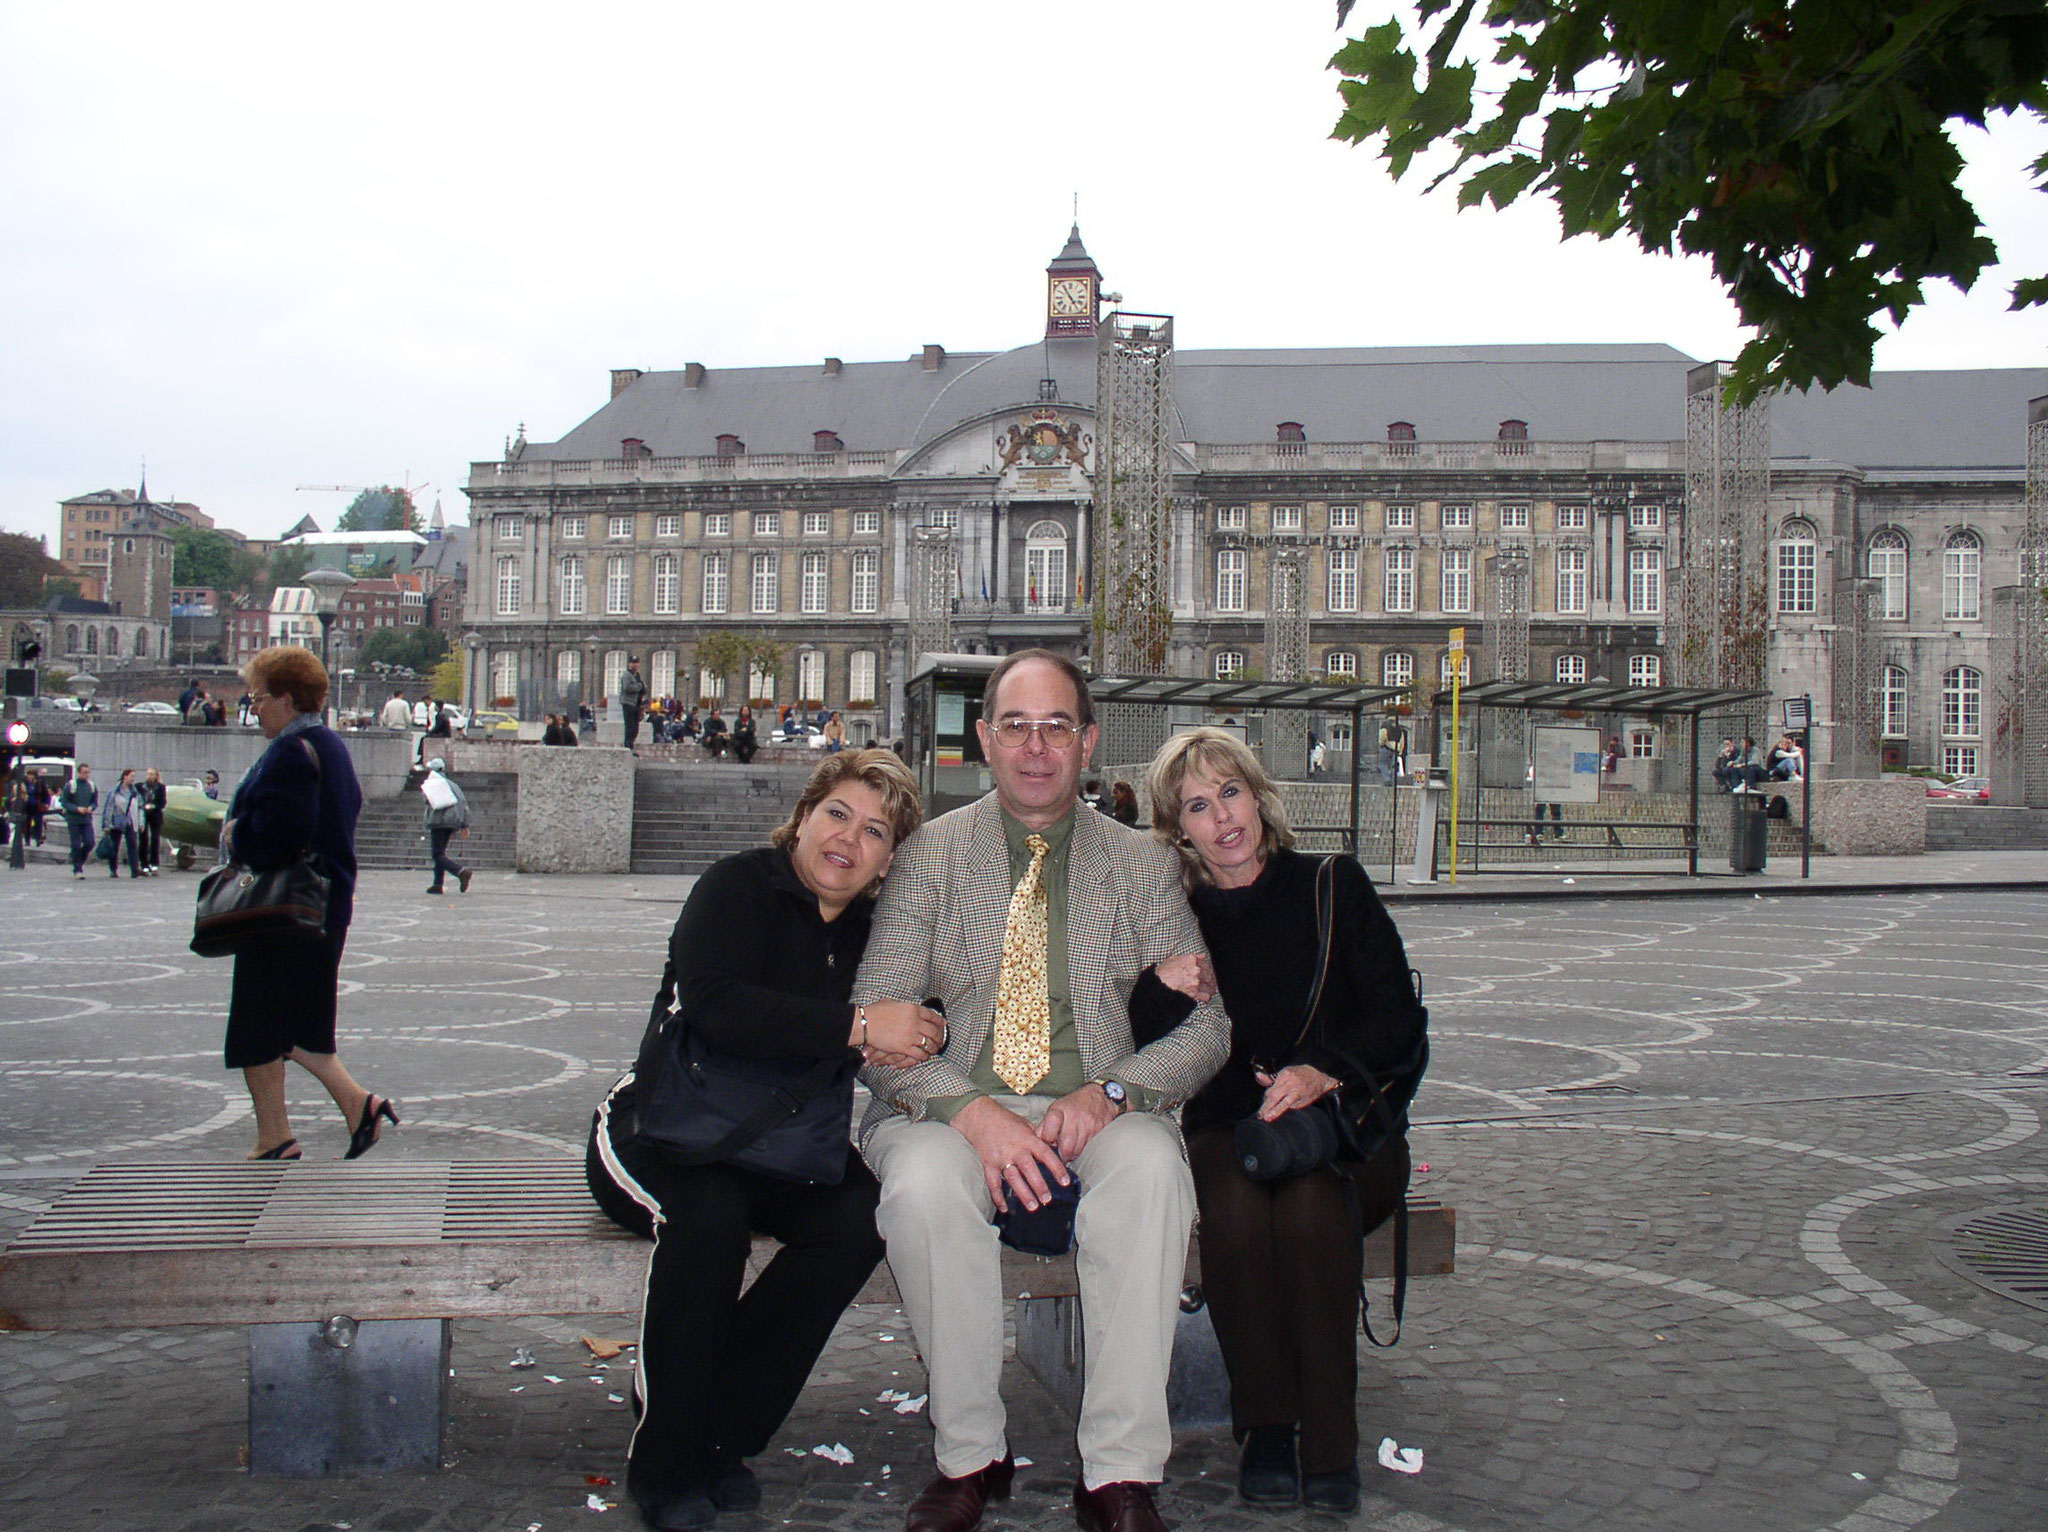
[924,805,1147,1123]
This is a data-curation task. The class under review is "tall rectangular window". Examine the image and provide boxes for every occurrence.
[1870,533,1908,619]
[1777,534,1817,613]
[605,555,631,614]
[1327,548,1358,612]
[604,651,626,703]
[797,649,826,704]
[701,551,729,614]
[556,649,581,687]
[1944,534,1981,620]
[851,550,879,613]
[558,556,586,616]
[495,556,521,616]
[1441,547,1472,613]
[848,650,878,706]
[1628,547,1663,614]
[490,651,518,702]
[1383,547,1415,612]
[1216,550,1246,612]
[801,552,829,613]
[751,552,779,613]
[653,554,679,614]
[1881,666,1908,736]
[1556,547,1588,614]
[651,652,676,699]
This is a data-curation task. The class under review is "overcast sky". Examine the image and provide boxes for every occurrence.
[5,1,2044,550]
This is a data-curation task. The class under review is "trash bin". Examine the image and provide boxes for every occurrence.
[1729,796,1768,873]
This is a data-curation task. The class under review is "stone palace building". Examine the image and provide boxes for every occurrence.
[461,228,2047,776]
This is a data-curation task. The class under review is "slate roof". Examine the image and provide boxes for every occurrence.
[524,340,2048,473]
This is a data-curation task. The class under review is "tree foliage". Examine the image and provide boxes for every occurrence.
[1331,0,2048,400]
[356,624,451,674]
[693,632,785,703]
[430,655,463,703]
[170,526,261,592]
[335,487,422,534]
[0,531,68,608]
[263,544,317,594]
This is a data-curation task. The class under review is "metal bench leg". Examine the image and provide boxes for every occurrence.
[248,1317,449,1475]
[1013,1294,1230,1432]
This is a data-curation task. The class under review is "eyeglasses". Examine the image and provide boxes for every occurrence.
[989,717,1079,749]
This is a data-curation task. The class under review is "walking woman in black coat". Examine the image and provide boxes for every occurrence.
[587,749,944,1531]
[227,645,397,1162]
[1146,727,1424,1514]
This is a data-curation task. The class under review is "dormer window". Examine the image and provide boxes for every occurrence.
[716,434,744,456]
[813,430,844,453]
[620,437,653,459]
[1498,419,1529,455]
[1387,421,1416,457]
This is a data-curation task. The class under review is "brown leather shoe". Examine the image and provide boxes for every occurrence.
[905,1455,1014,1532]
[1073,1480,1169,1532]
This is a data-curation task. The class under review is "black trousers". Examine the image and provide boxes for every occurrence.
[429,827,467,889]
[1188,1125,1410,1473]
[622,708,643,750]
[139,811,164,868]
[602,1134,884,1498]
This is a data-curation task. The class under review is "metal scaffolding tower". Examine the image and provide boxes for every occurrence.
[1676,362,1771,692]
[1995,395,2048,805]
[1831,574,1882,778]
[908,522,956,666]
[1484,547,1531,780]
[1092,313,1176,675]
[1265,545,1311,777]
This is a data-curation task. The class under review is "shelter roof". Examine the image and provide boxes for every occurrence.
[1434,680,1770,716]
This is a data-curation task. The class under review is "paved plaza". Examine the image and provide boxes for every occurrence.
[2,863,2045,1531]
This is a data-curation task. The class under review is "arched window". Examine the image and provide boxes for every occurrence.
[1942,666,1981,738]
[1776,519,1818,614]
[105,626,119,655]
[797,648,826,706]
[1440,651,1471,686]
[557,649,583,688]
[1555,654,1587,684]
[84,626,98,655]
[1943,530,1981,620]
[1629,653,1662,688]
[1213,650,1245,680]
[64,624,78,653]
[1868,530,1908,620]
[490,651,518,707]
[848,650,878,707]
[650,651,677,699]
[1880,665,1908,737]
[133,628,148,657]
[1381,650,1413,689]
[1025,520,1067,612]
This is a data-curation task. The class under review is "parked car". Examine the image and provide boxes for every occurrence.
[125,701,180,715]
[769,722,827,748]
[468,709,520,735]
[1926,775,1991,801]
[410,700,469,730]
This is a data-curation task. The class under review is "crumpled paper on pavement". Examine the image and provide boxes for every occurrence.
[1377,1437,1424,1475]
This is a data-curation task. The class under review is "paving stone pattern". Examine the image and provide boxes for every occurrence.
[1,868,2045,1530]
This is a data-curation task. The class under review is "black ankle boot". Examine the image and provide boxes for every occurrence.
[1301,1462,1360,1513]
[1238,1425,1300,1505]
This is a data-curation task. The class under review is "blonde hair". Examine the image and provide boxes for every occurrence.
[1145,727,1295,888]
[771,748,924,896]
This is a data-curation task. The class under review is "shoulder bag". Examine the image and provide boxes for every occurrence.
[190,739,332,959]
[628,957,855,1185]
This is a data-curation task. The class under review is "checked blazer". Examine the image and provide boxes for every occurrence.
[854,793,1229,1144]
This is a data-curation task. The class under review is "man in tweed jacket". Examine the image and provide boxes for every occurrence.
[856,651,1228,1532]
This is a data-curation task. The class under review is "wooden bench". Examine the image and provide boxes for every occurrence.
[0,1159,1455,1473]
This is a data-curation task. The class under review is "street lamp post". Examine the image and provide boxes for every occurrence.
[463,632,482,711]
[301,566,356,725]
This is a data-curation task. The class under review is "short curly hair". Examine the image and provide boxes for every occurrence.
[1145,726,1296,888]
[243,645,329,714]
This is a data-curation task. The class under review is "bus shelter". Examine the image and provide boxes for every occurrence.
[1425,679,1770,876]
[904,653,1406,847]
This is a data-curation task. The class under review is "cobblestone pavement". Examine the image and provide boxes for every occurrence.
[2,866,2045,1531]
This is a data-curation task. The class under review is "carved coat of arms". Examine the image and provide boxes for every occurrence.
[998,408,1091,472]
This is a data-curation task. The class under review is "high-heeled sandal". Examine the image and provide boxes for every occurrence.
[252,1138,301,1161]
[345,1096,400,1160]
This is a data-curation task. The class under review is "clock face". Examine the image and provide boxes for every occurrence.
[1050,277,1091,317]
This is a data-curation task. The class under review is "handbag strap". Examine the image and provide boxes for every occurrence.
[1285,855,1338,1056]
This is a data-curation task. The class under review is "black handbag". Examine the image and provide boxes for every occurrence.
[629,960,855,1185]
[189,738,332,959]
[190,854,331,957]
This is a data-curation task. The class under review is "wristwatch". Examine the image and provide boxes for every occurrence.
[1095,1079,1129,1114]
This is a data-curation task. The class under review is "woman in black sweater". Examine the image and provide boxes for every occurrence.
[1146,728,1424,1514]
[588,749,945,1532]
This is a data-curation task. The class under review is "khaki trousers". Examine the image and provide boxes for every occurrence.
[866,1096,1194,1484]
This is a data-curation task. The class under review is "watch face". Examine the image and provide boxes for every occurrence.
[1050,278,1090,316]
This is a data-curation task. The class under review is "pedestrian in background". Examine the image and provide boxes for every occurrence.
[380,690,412,730]
[619,656,649,753]
[7,777,29,870]
[22,768,48,846]
[103,767,143,879]
[59,763,98,878]
[138,767,168,874]
[421,757,473,895]
[732,705,759,764]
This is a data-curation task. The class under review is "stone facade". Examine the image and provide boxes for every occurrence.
[1808,775,1927,856]
[514,744,633,873]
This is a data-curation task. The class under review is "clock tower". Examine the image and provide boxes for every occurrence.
[1045,223,1102,339]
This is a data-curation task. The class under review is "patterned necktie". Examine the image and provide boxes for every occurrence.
[991,833,1052,1093]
